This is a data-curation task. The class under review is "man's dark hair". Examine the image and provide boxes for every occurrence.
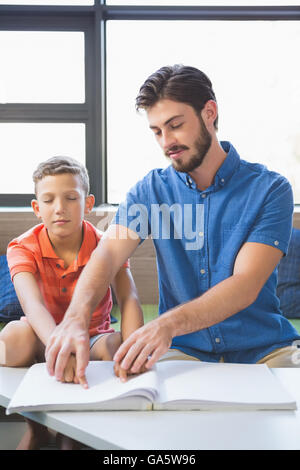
[136,64,218,130]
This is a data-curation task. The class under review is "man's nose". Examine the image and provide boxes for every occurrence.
[161,130,177,151]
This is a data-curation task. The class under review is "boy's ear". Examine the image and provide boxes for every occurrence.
[31,199,42,219]
[84,194,95,215]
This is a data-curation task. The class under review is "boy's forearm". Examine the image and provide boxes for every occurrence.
[120,296,144,342]
[112,264,144,342]
[25,306,57,346]
[13,272,57,346]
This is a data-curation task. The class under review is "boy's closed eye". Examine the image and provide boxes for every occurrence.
[42,194,78,203]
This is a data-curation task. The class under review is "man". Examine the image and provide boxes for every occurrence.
[45,65,300,386]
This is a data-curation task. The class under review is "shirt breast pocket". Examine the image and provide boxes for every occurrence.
[220,224,249,270]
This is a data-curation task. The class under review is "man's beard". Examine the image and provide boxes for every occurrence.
[165,117,212,173]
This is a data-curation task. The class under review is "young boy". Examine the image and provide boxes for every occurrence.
[0,156,144,450]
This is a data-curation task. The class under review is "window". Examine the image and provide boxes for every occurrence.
[0,123,85,194]
[0,31,84,103]
[107,1,300,4]
[0,8,100,206]
[0,1,93,4]
[107,19,300,203]
[1,2,299,206]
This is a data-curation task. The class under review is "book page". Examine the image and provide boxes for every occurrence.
[7,361,159,413]
[155,361,296,410]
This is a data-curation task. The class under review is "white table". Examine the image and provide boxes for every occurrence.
[1,366,300,450]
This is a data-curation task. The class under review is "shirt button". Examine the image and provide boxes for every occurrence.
[199,231,204,237]
[215,338,221,343]
[221,178,225,183]
[274,240,279,246]
[201,194,206,199]
[62,287,67,293]
[56,264,60,268]
[200,269,206,274]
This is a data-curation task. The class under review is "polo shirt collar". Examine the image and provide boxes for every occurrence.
[174,141,240,190]
[39,226,59,259]
[38,220,97,267]
[77,220,98,267]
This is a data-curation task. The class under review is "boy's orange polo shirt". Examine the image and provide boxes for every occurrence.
[7,220,126,337]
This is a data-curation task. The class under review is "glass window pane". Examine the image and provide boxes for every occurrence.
[106,1,300,5]
[0,123,85,193]
[107,20,300,204]
[0,32,85,103]
[0,1,94,4]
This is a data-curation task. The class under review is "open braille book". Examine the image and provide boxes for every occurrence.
[6,360,296,414]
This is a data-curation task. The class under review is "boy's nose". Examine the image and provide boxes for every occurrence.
[54,200,65,213]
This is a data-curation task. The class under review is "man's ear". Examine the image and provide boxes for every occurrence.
[31,199,42,219]
[201,100,218,132]
[84,194,95,215]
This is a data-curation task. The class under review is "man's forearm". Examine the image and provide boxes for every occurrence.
[161,273,257,338]
[65,225,140,323]
[65,247,114,323]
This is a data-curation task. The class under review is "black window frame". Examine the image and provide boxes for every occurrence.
[0,2,299,207]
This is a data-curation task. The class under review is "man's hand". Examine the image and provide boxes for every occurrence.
[113,361,149,382]
[113,317,173,375]
[45,316,90,389]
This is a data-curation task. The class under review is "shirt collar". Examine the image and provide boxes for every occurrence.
[77,220,99,267]
[174,141,240,190]
[38,225,59,259]
[175,169,195,188]
[38,220,98,266]
[214,141,240,188]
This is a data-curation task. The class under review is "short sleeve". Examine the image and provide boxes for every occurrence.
[7,240,38,281]
[113,174,151,242]
[122,258,130,269]
[245,176,294,255]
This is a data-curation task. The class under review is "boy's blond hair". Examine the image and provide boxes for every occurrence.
[33,156,90,197]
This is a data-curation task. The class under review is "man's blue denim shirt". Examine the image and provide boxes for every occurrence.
[115,141,300,363]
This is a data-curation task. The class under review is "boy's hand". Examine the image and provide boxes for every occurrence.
[62,354,78,384]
